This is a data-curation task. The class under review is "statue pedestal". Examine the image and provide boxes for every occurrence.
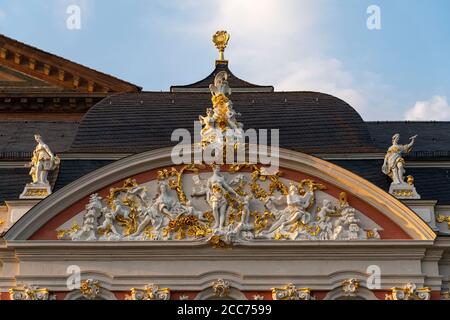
[19,183,52,199]
[388,182,420,199]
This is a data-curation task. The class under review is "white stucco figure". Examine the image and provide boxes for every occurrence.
[20,134,61,199]
[382,133,420,199]
[153,181,178,219]
[59,168,382,244]
[331,206,365,240]
[209,71,231,97]
[28,134,60,185]
[232,194,254,241]
[316,199,335,240]
[200,71,243,151]
[382,133,417,184]
[199,108,217,138]
[111,198,131,219]
[97,209,120,236]
[263,183,313,237]
[133,201,163,238]
[192,165,240,232]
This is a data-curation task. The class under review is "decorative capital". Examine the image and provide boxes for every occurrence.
[442,291,450,300]
[9,285,53,300]
[212,31,230,61]
[272,283,313,300]
[127,284,170,300]
[385,283,430,300]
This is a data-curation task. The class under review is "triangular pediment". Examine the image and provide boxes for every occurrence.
[0,65,59,91]
[0,34,141,93]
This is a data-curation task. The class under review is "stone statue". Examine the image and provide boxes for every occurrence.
[209,71,231,97]
[263,183,314,236]
[199,108,216,138]
[153,181,178,219]
[20,134,60,199]
[231,194,254,241]
[132,181,201,239]
[316,199,335,240]
[28,134,60,185]
[200,71,243,152]
[97,208,120,236]
[382,133,417,184]
[382,133,420,199]
[331,207,364,240]
[207,165,240,231]
[192,165,240,232]
[132,201,163,239]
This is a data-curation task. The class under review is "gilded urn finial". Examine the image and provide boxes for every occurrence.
[212,30,230,61]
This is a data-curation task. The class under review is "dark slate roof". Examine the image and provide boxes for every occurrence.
[0,121,79,160]
[3,158,446,205]
[407,167,450,203]
[331,160,450,204]
[170,62,274,92]
[0,160,110,204]
[68,91,379,154]
[0,168,31,203]
[367,121,450,159]
[0,167,58,203]
[53,159,114,192]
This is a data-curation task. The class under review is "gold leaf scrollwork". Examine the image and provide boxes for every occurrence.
[56,221,80,239]
[229,163,288,199]
[436,214,450,230]
[163,214,210,240]
[157,164,203,204]
[107,178,141,235]
[80,279,100,300]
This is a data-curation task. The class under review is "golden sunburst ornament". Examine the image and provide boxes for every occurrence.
[212,30,230,61]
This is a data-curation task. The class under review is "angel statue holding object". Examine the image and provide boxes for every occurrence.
[382,133,417,184]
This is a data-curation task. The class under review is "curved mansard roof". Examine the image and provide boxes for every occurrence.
[68,90,378,154]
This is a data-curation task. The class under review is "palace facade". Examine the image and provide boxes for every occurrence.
[0,31,449,300]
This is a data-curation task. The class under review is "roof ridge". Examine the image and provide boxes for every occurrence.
[366,120,450,124]
[170,62,273,92]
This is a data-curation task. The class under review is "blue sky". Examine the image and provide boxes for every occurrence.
[0,0,449,120]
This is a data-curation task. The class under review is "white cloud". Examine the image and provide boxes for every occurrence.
[161,0,382,115]
[405,96,450,121]
[141,0,396,119]
[276,58,368,111]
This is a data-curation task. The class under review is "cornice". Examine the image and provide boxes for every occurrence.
[0,34,141,93]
